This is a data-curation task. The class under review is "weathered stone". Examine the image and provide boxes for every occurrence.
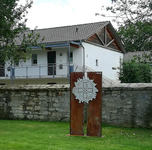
[34,106,40,111]
[0,84,152,128]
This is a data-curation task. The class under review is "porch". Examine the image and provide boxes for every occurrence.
[0,40,84,81]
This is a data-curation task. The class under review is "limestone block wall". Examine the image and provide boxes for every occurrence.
[0,85,70,121]
[102,84,152,128]
[0,84,152,128]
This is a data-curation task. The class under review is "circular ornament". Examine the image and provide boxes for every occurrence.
[72,76,98,103]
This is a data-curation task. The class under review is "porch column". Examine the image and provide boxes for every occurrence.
[68,42,71,78]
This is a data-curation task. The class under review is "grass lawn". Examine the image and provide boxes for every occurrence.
[0,120,152,150]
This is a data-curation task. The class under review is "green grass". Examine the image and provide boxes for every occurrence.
[0,120,152,150]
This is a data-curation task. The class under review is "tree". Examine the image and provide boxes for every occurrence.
[100,0,152,52]
[118,21,152,52]
[0,0,41,66]
[105,0,152,25]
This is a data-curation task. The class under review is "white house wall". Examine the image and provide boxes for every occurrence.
[73,47,83,72]
[83,42,123,81]
[4,50,47,78]
[55,48,68,77]
[56,46,83,73]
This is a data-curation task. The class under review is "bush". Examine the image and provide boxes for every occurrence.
[119,60,152,83]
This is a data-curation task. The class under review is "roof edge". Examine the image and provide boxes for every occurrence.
[34,21,110,31]
[84,21,110,41]
[107,22,125,53]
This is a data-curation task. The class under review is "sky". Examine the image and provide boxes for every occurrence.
[20,0,114,29]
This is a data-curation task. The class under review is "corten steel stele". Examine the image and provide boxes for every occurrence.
[87,72,102,137]
[70,72,84,136]
[70,72,102,137]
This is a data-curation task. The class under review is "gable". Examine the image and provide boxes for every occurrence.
[87,34,103,45]
[86,24,124,53]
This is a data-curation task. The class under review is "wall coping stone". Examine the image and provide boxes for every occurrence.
[103,83,152,91]
[0,84,70,91]
[0,83,152,91]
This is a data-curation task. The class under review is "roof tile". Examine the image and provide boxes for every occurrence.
[35,21,109,43]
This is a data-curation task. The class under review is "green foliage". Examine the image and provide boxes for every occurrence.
[107,0,152,24]
[0,0,41,65]
[119,60,152,83]
[101,0,152,52]
[0,120,152,150]
[118,21,152,52]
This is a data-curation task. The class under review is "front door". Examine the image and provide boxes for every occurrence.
[47,51,56,75]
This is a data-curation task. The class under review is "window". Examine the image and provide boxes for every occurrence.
[70,52,73,63]
[32,54,37,65]
[96,59,98,66]
[59,64,63,69]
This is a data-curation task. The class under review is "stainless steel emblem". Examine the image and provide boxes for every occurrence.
[72,77,98,103]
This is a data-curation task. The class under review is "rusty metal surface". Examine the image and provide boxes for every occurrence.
[87,72,102,137]
[70,72,84,136]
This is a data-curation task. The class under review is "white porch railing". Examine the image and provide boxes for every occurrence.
[0,63,75,79]
[0,64,120,86]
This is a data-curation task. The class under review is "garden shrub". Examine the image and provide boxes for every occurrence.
[119,60,151,83]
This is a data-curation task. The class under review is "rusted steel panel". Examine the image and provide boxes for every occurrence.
[70,72,84,136]
[87,72,102,137]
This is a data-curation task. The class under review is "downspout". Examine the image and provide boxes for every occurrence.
[80,41,87,78]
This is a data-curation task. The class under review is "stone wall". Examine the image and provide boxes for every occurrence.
[0,85,70,121]
[102,84,152,128]
[0,84,152,128]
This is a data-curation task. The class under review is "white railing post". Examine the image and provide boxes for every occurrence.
[39,65,41,78]
[26,66,28,79]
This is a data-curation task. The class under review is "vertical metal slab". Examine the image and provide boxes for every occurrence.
[87,72,102,137]
[70,72,84,136]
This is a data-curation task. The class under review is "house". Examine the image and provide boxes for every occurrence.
[0,21,124,83]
